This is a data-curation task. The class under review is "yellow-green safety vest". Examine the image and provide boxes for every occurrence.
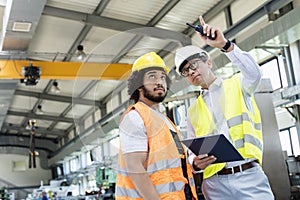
[189,74,263,179]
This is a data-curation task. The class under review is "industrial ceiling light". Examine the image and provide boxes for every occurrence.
[51,81,60,93]
[76,44,86,60]
[36,105,43,115]
[27,119,37,131]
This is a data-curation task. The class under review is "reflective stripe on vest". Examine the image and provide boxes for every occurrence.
[189,177,195,187]
[235,134,263,151]
[147,158,181,174]
[117,157,181,176]
[227,111,263,151]
[227,112,262,131]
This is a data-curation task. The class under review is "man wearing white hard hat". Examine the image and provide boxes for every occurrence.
[175,16,274,199]
[115,52,198,200]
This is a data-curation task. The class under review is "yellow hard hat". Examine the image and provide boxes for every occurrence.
[132,52,170,74]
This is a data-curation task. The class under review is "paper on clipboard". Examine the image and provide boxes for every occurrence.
[181,134,244,163]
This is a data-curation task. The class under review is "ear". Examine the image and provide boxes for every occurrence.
[138,86,144,99]
[138,86,144,93]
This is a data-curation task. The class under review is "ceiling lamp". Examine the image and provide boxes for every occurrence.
[76,44,86,60]
[51,81,60,93]
[36,105,43,115]
[27,119,37,131]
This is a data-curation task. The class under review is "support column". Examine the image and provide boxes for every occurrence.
[255,79,290,199]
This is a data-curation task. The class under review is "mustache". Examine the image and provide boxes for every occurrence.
[154,85,165,91]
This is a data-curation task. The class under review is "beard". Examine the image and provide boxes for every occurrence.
[142,86,167,103]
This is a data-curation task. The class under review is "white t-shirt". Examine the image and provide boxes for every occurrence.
[119,106,176,154]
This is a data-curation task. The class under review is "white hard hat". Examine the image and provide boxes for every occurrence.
[174,45,209,75]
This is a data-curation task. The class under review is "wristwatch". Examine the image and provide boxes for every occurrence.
[220,39,231,52]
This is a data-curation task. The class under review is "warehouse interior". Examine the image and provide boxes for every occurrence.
[0,0,300,199]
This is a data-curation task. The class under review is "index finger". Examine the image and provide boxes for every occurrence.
[197,154,208,159]
[199,16,205,26]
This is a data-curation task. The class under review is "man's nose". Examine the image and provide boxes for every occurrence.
[186,67,195,76]
[155,77,164,84]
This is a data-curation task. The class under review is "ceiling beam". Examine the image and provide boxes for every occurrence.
[2,123,65,136]
[48,80,99,132]
[147,0,180,26]
[43,6,189,45]
[53,0,111,133]
[110,0,182,63]
[63,0,110,61]
[0,135,58,152]
[183,0,235,36]
[15,89,101,106]
[7,110,75,123]
[43,5,142,30]
[111,35,144,63]
[227,0,292,38]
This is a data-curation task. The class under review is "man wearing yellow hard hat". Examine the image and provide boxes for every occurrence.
[115,52,198,200]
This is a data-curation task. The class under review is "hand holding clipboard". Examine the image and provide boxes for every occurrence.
[181,134,244,163]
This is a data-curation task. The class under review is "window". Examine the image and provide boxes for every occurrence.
[260,56,288,90]
[93,146,103,162]
[57,165,63,176]
[70,157,80,172]
[279,129,292,155]
[64,160,70,175]
[279,126,300,156]
[81,152,87,168]
[291,127,300,156]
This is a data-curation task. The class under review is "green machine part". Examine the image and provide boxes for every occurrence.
[96,167,116,189]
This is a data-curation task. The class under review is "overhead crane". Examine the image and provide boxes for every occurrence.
[0,60,132,80]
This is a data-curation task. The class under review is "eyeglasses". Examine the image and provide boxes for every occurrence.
[180,60,203,77]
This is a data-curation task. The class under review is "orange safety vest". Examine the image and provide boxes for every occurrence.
[116,102,198,200]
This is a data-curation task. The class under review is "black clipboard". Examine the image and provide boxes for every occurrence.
[181,134,244,163]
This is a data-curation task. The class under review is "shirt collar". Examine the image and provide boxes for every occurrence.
[201,77,223,96]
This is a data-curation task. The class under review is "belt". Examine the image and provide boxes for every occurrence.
[216,160,258,175]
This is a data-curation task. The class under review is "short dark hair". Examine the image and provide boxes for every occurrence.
[127,67,171,103]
